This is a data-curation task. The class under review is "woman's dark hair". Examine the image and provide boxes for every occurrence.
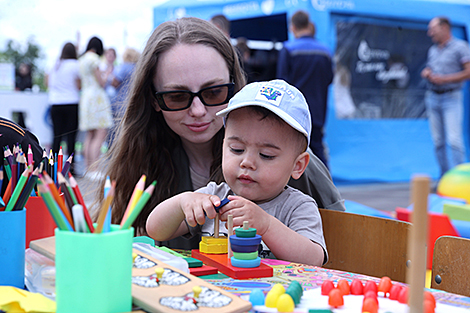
[86,36,104,56]
[60,42,77,60]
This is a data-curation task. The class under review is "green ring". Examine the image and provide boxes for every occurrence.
[235,228,257,238]
[232,251,258,260]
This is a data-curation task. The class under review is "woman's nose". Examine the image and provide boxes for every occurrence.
[188,96,206,116]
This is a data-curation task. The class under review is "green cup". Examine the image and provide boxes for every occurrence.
[55,226,133,313]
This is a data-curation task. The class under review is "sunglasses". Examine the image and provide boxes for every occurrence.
[154,83,235,111]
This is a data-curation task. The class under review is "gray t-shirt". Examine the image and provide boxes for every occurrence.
[191,181,328,264]
[426,37,470,90]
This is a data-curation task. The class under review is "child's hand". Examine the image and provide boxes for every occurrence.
[179,193,221,227]
[219,195,272,236]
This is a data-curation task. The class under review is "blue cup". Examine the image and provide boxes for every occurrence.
[0,210,26,288]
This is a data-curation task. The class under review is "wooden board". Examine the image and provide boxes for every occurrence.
[192,249,273,279]
[30,236,252,313]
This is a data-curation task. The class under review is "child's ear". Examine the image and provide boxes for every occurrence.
[291,151,310,180]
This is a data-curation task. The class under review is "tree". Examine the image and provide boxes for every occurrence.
[0,37,46,90]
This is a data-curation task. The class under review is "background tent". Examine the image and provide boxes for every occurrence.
[153,0,470,183]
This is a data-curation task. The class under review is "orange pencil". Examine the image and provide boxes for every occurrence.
[95,181,116,233]
[42,172,75,230]
[120,174,146,226]
[68,172,94,232]
[1,178,13,208]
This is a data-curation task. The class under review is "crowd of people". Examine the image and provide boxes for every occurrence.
[43,37,140,177]
[8,11,468,265]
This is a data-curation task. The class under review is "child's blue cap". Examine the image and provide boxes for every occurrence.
[217,79,311,147]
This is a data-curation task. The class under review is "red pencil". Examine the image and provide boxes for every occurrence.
[68,172,94,232]
[58,146,63,174]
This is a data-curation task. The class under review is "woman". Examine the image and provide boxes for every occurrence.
[93,17,344,245]
[78,36,113,172]
[46,42,81,157]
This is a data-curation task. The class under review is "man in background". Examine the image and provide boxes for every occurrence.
[421,16,470,177]
[277,10,333,168]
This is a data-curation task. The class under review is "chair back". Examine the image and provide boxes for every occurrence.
[320,209,411,282]
[431,235,470,296]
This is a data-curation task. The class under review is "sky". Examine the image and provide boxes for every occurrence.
[0,0,168,71]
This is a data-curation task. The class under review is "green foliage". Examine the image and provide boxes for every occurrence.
[0,37,46,91]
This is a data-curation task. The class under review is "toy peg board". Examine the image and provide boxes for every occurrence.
[192,249,273,279]
[30,237,252,313]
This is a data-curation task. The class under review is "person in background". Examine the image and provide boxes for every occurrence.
[92,17,344,247]
[46,42,81,161]
[107,47,140,146]
[101,48,117,101]
[78,36,113,175]
[277,10,333,168]
[210,14,230,38]
[15,63,33,91]
[421,16,470,178]
[14,63,33,128]
[147,80,327,266]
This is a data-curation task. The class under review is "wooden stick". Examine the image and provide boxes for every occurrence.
[214,213,220,238]
[407,175,429,313]
[227,214,233,258]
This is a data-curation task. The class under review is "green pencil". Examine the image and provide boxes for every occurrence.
[5,165,31,211]
[38,181,72,231]
[121,181,156,230]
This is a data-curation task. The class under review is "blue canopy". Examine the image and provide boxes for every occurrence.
[153,0,470,183]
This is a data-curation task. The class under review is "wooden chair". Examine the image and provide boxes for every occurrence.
[431,236,470,297]
[320,209,411,283]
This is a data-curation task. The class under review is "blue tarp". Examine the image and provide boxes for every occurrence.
[153,0,470,183]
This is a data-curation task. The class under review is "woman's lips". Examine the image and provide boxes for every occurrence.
[186,122,210,132]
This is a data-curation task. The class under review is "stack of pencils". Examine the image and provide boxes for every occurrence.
[1,144,75,213]
[37,173,156,234]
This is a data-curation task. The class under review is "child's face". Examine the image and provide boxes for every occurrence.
[154,43,230,147]
[222,107,303,203]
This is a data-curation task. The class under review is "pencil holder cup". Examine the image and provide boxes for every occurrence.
[25,196,58,248]
[0,210,26,288]
[55,225,133,313]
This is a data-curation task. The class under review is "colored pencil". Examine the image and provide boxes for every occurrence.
[68,172,94,232]
[27,144,33,166]
[94,180,116,233]
[58,172,75,210]
[10,156,17,192]
[61,153,73,177]
[4,146,14,167]
[38,181,73,231]
[72,204,87,233]
[57,147,63,174]
[0,166,3,197]
[5,165,31,211]
[13,167,39,211]
[121,181,156,230]
[2,178,12,208]
[54,152,58,185]
[42,172,75,230]
[103,177,112,233]
[120,174,146,227]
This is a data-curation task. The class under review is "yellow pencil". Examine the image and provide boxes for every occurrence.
[120,175,146,227]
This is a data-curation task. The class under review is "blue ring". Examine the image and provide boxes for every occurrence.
[230,257,261,268]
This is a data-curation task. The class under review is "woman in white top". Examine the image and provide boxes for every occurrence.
[46,42,81,156]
